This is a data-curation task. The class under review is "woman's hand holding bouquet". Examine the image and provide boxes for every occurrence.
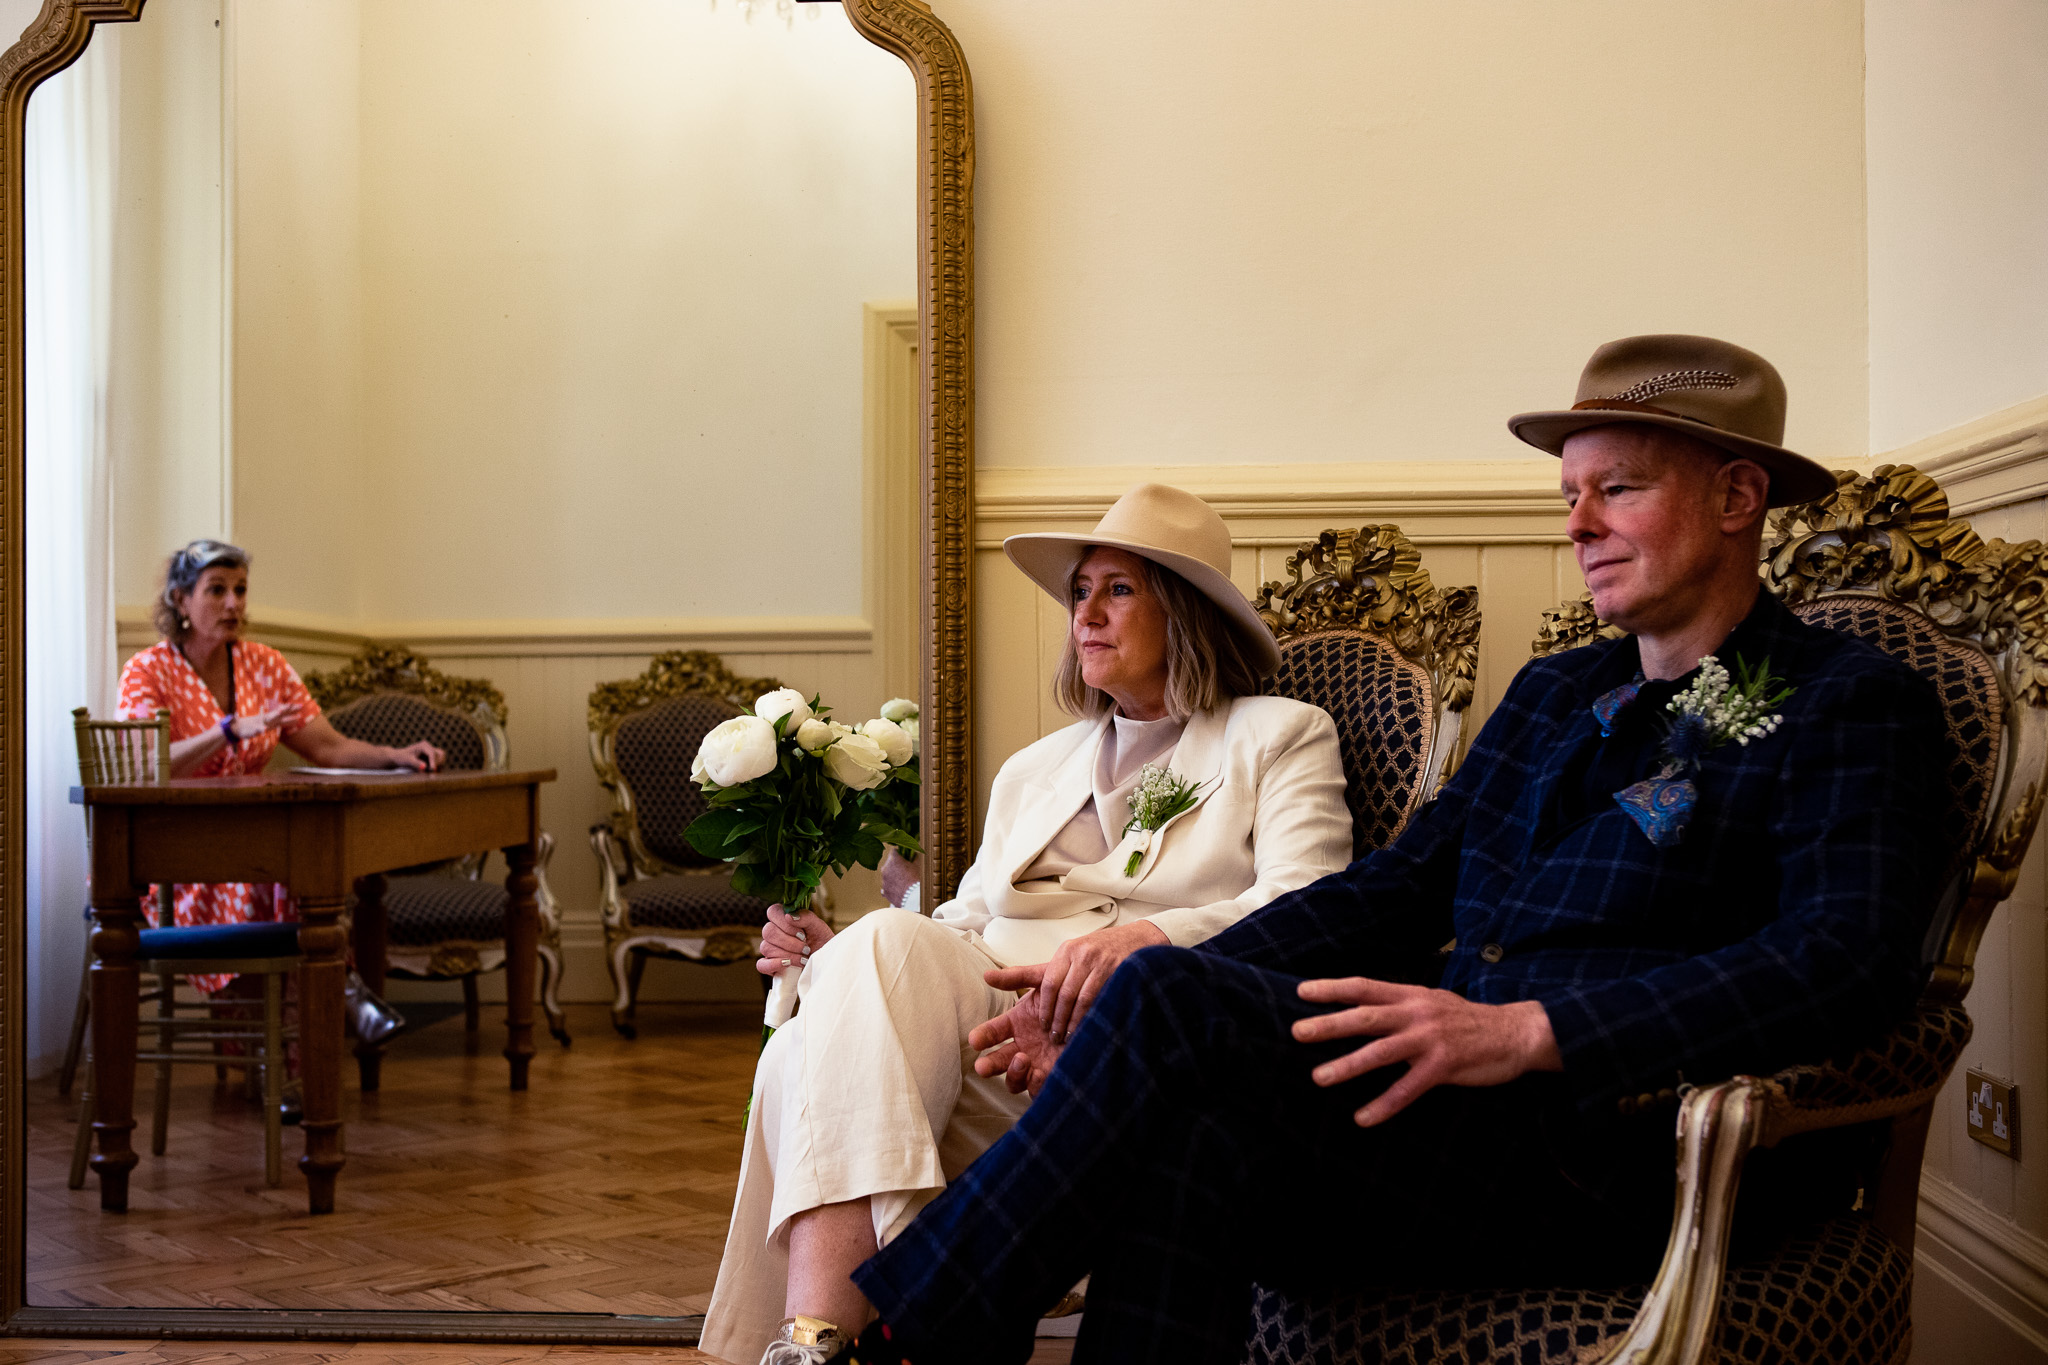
[687,689,921,1033]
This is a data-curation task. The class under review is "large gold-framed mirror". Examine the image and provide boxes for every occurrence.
[0,0,972,1342]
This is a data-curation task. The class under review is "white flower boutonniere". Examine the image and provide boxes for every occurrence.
[1614,653,1794,848]
[1121,762,1201,877]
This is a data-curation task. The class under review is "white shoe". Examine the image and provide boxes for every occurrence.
[761,1316,844,1365]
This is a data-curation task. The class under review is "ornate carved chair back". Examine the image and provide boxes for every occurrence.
[306,645,508,877]
[1252,525,1480,858]
[1762,465,2047,1002]
[588,650,785,879]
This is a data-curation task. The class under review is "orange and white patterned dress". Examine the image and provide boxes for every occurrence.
[116,640,322,994]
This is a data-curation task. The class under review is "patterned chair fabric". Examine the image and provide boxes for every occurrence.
[1269,631,1440,857]
[620,872,773,933]
[612,695,743,869]
[1787,596,2002,885]
[588,650,788,1035]
[1252,468,2046,1365]
[1252,525,1480,859]
[384,875,509,945]
[326,692,490,773]
[1244,1218,1909,1365]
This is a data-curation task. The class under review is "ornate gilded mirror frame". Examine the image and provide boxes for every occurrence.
[0,0,973,1341]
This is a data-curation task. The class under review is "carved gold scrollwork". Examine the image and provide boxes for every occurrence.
[585,649,783,737]
[304,643,508,725]
[1764,464,2048,705]
[1531,595,1626,657]
[1252,524,1481,713]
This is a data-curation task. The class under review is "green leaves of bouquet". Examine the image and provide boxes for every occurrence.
[685,687,921,910]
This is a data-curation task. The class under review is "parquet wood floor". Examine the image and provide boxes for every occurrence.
[26,1003,758,1317]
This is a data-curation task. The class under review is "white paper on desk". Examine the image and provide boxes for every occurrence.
[290,766,417,776]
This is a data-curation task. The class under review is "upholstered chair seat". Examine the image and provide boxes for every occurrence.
[1248,1216,1911,1365]
[588,651,788,1037]
[1245,467,2045,1365]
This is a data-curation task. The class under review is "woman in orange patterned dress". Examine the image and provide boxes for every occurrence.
[117,540,447,1000]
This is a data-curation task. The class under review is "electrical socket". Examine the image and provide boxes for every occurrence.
[1965,1068,2019,1158]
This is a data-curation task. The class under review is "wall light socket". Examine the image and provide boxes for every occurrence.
[1965,1068,2019,1158]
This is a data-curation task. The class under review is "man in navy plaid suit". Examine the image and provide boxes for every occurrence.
[821,337,1951,1365]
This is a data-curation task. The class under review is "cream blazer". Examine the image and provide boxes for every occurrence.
[931,694,1352,966]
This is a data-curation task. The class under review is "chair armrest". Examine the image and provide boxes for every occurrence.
[589,822,628,925]
[1592,1077,1772,1365]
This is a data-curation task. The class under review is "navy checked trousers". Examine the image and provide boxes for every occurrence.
[853,946,1675,1365]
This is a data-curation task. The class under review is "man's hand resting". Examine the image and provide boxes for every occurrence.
[984,919,1170,1043]
[969,990,1062,1095]
[968,919,1172,1095]
[1292,978,1562,1127]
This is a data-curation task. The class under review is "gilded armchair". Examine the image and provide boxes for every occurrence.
[306,645,569,1068]
[1252,524,1480,858]
[1245,465,2046,1365]
[588,649,786,1038]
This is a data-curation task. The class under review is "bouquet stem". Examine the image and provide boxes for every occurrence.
[763,963,802,1033]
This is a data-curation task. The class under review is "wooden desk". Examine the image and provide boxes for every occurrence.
[74,768,557,1215]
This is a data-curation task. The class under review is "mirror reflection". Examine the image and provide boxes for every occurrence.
[22,0,915,1321]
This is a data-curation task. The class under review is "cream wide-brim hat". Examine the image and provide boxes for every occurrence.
[1507,333,1838,508]
[1003,482,1281,674]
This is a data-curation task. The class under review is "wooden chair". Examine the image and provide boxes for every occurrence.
[587,649,786,1037]
[65,708,299,1190]
[304,644,568,1080]
[1252,523,1480,859]
[1244,465,2046,1365]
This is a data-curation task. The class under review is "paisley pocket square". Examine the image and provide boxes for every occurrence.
[1614,775,1696,848]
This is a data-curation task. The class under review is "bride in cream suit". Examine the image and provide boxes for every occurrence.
[704,484,1352,1365]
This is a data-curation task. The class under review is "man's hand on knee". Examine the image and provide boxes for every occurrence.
[1291,978,1562,1127]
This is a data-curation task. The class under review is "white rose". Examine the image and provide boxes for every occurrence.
[690,750,709,784]
[754,688,814,734]
[697,715,779,786]
[899,716,918,757]
[793,717,838,751]
[861,717,913,766]
[823,733,890,791]
[880,697,919,724]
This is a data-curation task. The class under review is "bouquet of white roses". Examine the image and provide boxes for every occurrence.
[687,687,921,1028]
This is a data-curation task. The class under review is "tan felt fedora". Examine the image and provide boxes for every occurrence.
[1507,334,1836,508]
[1004,483,1280,674]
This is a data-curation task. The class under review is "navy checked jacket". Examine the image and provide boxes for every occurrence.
[1203,590,1951,1122]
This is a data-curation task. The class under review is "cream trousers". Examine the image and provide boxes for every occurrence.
[699,908,1031,1364]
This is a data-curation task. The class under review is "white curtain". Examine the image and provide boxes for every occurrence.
[24,40,119,1077]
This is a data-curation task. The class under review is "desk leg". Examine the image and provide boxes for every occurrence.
[87,891,144,1211]
[297,894,348,1214]
[502,844,539,1091]
[351,873,388,1092]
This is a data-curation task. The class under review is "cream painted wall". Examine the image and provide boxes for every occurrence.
[936,0,1870,470]
[1867,0,2048,453]
[101,1,228,607]
[229,0,367,621]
